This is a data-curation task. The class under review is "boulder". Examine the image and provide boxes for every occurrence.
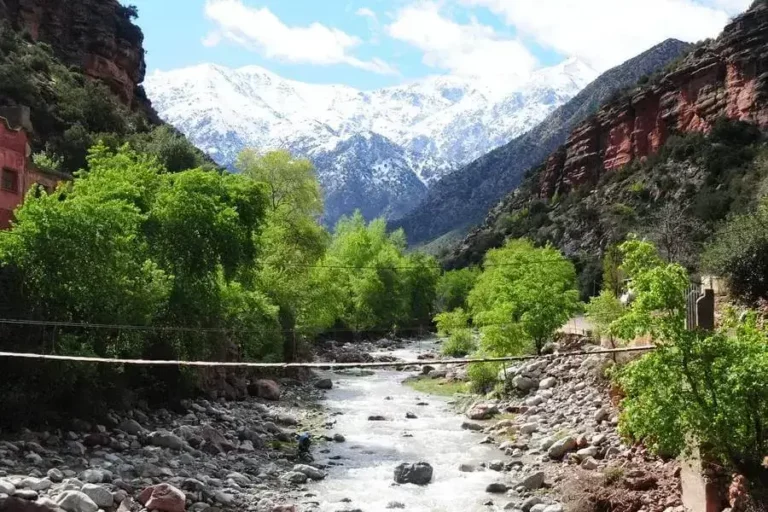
[149,431,185,451]
[517,471,545,490]
[200,425,235,454]
[368,415,387,421]
[485,483,509,493]
[81,484,113,508]
[280,472,308,484]
[547,437,577,459]
[249,379,281,401]
[461,421,484,431]
[405,412,417,419]
[512,376,537,391]
[0,480,15,495]
[292,464,326,481]
[137,483,186,512]
[55,491,99,512]
[117,419,144,436]
[466,403,498,420]
[539,377,557,389]
[393,462,433,485]
[314,379,333,390]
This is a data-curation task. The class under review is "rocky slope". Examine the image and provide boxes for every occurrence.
[145,60,596,226]
[447,0,768,271]
[394,39,692,246]
[0,0,151,113]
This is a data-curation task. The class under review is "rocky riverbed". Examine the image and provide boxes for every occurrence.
[0,339,686,512]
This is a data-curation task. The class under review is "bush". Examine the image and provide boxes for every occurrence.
[434,308,470,336]
[441,328,475,357]
[467,353,499,393]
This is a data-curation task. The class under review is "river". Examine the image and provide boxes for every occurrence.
[308,342,502,512]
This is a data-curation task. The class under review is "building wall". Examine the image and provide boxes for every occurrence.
[0,120,28,229]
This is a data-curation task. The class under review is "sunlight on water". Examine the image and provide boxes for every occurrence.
[309,344,502,512]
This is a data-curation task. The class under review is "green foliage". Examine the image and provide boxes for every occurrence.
[441,329,475,357]
[434,308,470,336]
[703,198,768,304]
[584,290,624,345]
[467,353,500,393]
[613,239,768,470]
[468,239,581,355]
[435,267,480,312]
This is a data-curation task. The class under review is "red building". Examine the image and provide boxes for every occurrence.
[0,106,66,229]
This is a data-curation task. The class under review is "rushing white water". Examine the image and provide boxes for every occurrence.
[308,342,503,512]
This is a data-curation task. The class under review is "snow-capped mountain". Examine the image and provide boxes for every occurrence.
[144,59,596,225]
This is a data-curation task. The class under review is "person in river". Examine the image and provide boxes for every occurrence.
[297,432,313,461]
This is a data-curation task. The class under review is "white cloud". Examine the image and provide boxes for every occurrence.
[203,0,396,74]
[460,0,747,72]
[387,2,537,82]
[356,7,378,20]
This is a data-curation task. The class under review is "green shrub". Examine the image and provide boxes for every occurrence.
[467,353,499,393]
[441,328,475,357]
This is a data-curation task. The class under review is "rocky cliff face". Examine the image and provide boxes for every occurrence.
[538,2,768,199]
[0,0,149,110]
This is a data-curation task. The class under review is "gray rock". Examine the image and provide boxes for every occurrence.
[466,403,498,420]
[214,490,235,505]
[79,470,106,484]
[539,377,557,389]
[488,460,504,471]
[521,496,543,512]
[405,412,417,419]
[0,480,15,495]
[461,421,484,431]
[149,431,185,451]
[594,408,609,423]
[117,419,144,436]
[520,422,538,434]
[512,376,537,391]
[458,464,475,472]
[314,378,333,390]
[292,464,326,481]
[517,471,545,490]
[56,490,99,512]
[81,483,113,508]
[386,501,405,509]
[394,462,433,485]
[547,437,577,459]
[368,415,387,421]
[20,477,51,491]
[543,505,564,512]
[485,482,508,493]
[333,433,346,443]
[577,446,598,458]
[47,468,64,483]
[581,457,598,470]
[280,471,308,484]
[13,489,38,500]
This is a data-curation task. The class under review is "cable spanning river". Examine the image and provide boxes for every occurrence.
[309,343,501,512]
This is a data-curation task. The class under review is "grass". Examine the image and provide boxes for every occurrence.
[602,466,625,485]
[496,412,517,421]
[404,377,470,396]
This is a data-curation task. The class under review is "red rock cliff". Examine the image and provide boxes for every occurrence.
[539,1,768,198]
[0,0,149,109]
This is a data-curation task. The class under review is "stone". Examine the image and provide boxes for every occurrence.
[292,464,326,481]
[393,462,433,485]
[520,422,538,434]
[458,464,475,472]
[12,489,38,500]
[512,376,537,391]
[249,379,281,400]
[405,412,417,419]
[485,483,508,493]
[521,497,542,512]
[117,419,144,436]
[525,396,543,407]
[488,460,504,471]
[200,425,235,454]
[517,471,545,490]
[79,470,106,484]
[547,436,577,459]
[149,431,185,451]
[386,502,405,509]
[594,408,609,423]
[461,421,484,431]
[581,457,598,470]
[543,505,563,512]
[46,469,64,483]
[55,491,99,512]
[466,403,498,420]
[137,483,186,512]
[214,490,234,505]
[333,433,346,443]
[577,446,598,458]
[20,477,51,491]
[624,476,657,491]
[314,378,333,390]
[0,480,15,495]
[81,484,113,508]
[368,415,387,421]
[280,471,308,484]
[539,377,557,389]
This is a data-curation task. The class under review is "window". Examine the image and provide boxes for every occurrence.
[1,168,18,193]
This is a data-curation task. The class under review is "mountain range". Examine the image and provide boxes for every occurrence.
[144,59,597,225]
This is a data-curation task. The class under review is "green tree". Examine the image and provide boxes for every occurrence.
[584,290,624,347]
[614,239,768,470]
[436,267,480,312]
[468,239,581,355]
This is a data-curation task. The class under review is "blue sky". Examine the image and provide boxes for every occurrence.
[127,0,751,90]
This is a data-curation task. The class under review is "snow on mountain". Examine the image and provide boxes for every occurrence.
[144,59,596,225]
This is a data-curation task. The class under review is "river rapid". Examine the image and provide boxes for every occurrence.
[308,342,501,512]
